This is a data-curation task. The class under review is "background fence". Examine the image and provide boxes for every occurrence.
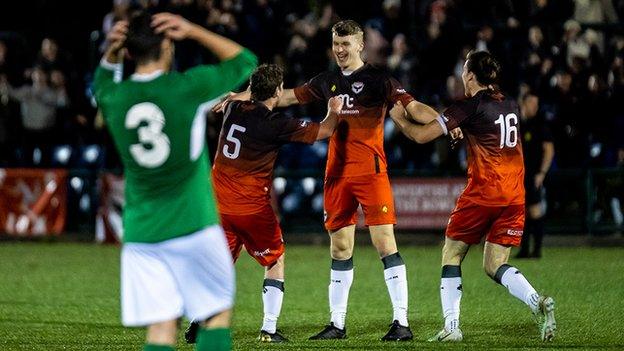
[2,167,622,240]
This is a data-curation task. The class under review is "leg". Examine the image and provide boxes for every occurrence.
[328,224,356,330]
[121,243,186,350]
[309,225,354,340]
[528,203,544,258]
[484,241,556,341]
[369,224,411,338]
[193,310,232,351]
[230,206,288,341]
[260,254,286,339]
[516,215,533,258]
[484,241,540,312]
[430,198,488,342]
[440,237,470,332]
[163,226,234,350]
[310,177,357,339]
[145,319,178,350]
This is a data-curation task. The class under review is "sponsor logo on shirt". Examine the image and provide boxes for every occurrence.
[331,84,337,92]
[337,93,359,115]
[396,88,406,94]
[351,81,364,94]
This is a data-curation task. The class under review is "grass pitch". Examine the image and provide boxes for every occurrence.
[0,241,622,350]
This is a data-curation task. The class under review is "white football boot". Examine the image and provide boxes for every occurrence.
[428,327,463,342]
[534,296,556,341]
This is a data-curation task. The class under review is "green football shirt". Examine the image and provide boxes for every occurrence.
[93,49,257,243]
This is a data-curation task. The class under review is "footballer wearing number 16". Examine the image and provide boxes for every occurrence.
[390,51,557,343]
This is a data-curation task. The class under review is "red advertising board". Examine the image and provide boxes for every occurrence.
[0,169,67,236]
[392,178,465,229]
[96,173,124,244]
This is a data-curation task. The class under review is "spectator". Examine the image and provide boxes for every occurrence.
[7,67,67,166]
[518,92,555,258]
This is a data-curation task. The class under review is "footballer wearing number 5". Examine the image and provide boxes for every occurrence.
[389,51,556,343]
[93,11,257,351]
[185,64,342,344]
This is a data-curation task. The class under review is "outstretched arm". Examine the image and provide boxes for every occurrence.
[403,100,439,124]
[389,103,446,144]
[213,87,300,113]
[316,96,343,140]
[403,99,463,141]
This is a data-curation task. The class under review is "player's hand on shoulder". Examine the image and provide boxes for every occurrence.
[212,92,236,114]
[328,96,343,114]
[152,12,195,41]
[212,89,252,113]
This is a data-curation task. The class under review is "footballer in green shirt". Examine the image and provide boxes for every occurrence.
[93,11,257,351]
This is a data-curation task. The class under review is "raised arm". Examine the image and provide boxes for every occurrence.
[102,20,128,64]
[316,96,343,140]
[93,20,127,101]
[389,103,446,144]
[152,13,243,61]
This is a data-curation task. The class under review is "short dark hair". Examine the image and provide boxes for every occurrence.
[332,20,363,37]
[125,11,164,65]
[250,64,283,101]
[466,51,501,86]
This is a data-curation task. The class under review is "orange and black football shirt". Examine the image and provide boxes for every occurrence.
[294,64,414,177]
[212,100,320,215]
[438,90,525,206]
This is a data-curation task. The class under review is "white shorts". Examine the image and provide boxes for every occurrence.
[121,225,234,327]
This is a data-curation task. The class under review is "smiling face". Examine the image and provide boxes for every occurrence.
[332,33,363,70]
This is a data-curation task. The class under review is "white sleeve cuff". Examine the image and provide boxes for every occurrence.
[436,115,448,135]
[100,57,122,71]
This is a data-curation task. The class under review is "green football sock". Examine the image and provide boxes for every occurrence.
[143,344,174,351]
[196,328,231,351]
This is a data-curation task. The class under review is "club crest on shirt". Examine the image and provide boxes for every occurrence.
[351,81,364,94]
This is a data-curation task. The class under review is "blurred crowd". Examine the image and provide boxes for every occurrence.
[0,0,623,173]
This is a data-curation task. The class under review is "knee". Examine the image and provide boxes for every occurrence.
[373,238,397,257]
[330,239,353,259]
[441,245,465,266]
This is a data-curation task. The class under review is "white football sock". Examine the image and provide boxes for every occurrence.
[441,277,462,331]
[329,258,353,330]
[382,253,409,326]
[440,265,462,331]
[261,279,284,333]
[499,265,540,313]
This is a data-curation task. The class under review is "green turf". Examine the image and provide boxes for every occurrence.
[0,242,622,350]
